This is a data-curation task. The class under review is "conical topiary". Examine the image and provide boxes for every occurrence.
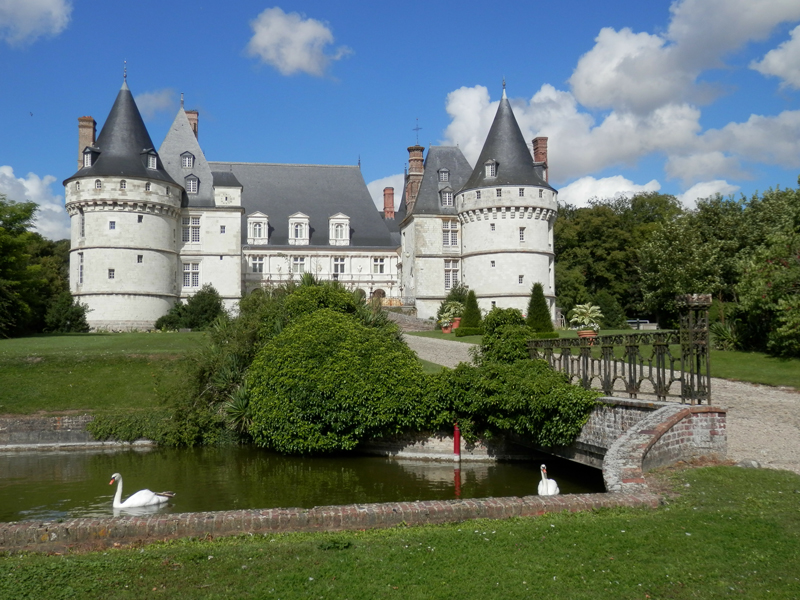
[461,290,482,328]
[526,282,554,332]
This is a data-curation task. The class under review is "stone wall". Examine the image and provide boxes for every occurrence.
[0,415,95,447]
[359,432,536,462]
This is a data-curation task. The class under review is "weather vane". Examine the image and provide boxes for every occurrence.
[412,118,422,145]
[503,77,506,91]
[123,60,127,82]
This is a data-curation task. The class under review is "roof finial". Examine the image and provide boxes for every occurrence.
[123,60,127,82]
[502,77,506,99]
[358,155,361,169]
[181,93,184,109]
[413,118,422,145]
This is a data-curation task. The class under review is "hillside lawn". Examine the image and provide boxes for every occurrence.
[2,466,799,599]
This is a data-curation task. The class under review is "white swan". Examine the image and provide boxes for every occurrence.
[538,464,560,496]
[109,473,175,508]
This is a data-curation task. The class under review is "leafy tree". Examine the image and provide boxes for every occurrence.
[460,289,482,328]
[526,282,554,332]
[44,291,90,333]
[471,307,532,366]
[155,284,226,330]
[593,289,626,328]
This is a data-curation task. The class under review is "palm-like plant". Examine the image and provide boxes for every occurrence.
[569,303,604,332]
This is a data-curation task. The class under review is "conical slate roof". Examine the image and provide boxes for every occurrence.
[462,94,554,192]
[64,82,176,185]
[159,106,216,207]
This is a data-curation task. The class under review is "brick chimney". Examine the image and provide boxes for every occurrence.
[405,145,424,212]
[533,137,548,182]
[383,187,395,219]
[185,110,199,139]
[78,116,96,170]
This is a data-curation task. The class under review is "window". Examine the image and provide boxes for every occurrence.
[491,301,496,307]
[78,252,84,284]
[166,186,171,195]
[444,259,459,290]
[519,188,525,197]
[109,221,116,230]
[183,263,200,287]
[519,227,525,241]
[328,214,350,246]
[442,219,458,246]
[182,216,200,242]
[252,256,264,273]
[248,213,269,244]
[76,181,80,191]
[496,188,502,198]
[120,180,127,190]
[147,155,157,169]
[289,213,310,245]
[333,257,345,274]
[181,154,194,169]
[108,268,115,280]
[490,223,496,231]
[438,169,449,182]
[186,177,198,194]
[220,225,226,234]
[334,223,345,239]
[519,275,524,284]
[83,153,92,168]
[539,189,543,198]
[138,215,143,223]
[485,162,497,177]
[253,222,262,238]
[373,258,385,274]
[441,191,453,206]
[95,180,102,190]
[476,191,481,200]
[491,260,496,268]
[292,256,305,273]
[145,182,151,191]
[79,210,85,237]
[137,255,143,263]
[293,223,304,239]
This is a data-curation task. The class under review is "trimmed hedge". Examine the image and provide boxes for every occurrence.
[455,326,483,337]
[534,331,560,339]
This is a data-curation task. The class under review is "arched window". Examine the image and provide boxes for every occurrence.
[294,223,304,238]
[145,182,151,191]
[75,181,80,191]
[95,180,102,190]
[253,222,262,238]
[334,223,345,239]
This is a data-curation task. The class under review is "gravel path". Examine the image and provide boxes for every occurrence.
[403,334,800,475]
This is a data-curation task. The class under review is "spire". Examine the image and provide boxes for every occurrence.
[502,77,506,99]
[462,93,553,191]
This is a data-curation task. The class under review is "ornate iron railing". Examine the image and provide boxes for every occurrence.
[528,295,712,404]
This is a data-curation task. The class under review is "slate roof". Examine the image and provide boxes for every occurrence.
[411,146,473,215]
[211,171,242,188]
[208,162,397,248]
[462,95,555,192]
[64,82,176,186]
[159,108,216,208]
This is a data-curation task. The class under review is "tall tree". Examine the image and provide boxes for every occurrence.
[0,196,41,336]
[526,283,554,332]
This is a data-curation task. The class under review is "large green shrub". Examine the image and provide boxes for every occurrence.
[247,309,428,453]
[155,284,226,331]
[435,283,469,329]
[44,291,90,333]
[460,290,482,328]
[593,290,626,329]
[526,283,554,332]
[482,307,525,336]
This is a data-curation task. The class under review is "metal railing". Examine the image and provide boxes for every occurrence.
[528,295,712,404]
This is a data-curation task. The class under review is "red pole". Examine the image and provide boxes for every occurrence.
[453,467,462,498]
[454,423,461,462]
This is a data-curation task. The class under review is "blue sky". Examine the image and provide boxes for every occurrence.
[1,0,799,240]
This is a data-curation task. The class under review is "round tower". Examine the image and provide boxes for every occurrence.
[456,90,557,317]
[64,81,182,331]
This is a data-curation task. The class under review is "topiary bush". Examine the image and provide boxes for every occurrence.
[455,326,483,337]
[461,290,482,328]
[472,323,536,366]
[526,283,554,332]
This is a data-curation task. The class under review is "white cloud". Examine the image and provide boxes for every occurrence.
[558,176,661,208]
[0,0,71,46]
[0,165,69,240]
[751,24,800,88]
[367,173,405,211]
[677,180,740,209]
[246,7,352,76]
[134,89,176,120]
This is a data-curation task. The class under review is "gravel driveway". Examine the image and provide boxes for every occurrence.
[403,334,800,475]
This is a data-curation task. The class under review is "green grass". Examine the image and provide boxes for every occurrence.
[2,466,799,599]
[0,333,202,415]
[710,350,800,389]
[406,330,482,344]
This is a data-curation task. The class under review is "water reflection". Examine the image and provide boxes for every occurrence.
[0,446,605,523]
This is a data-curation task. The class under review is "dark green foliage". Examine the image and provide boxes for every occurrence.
[473,323,536,366]
[592,290,626,328]
[44,291,90,333]
[455,326,483,337]
[482,307,525,336]
[526,283,554,332]
[155,284,226,331]
[284,280,360,321]
[248,309,427,453]
[425,360,599,446]
[460,290,482,328]
[534,331,560,339]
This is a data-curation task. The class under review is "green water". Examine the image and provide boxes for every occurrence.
[0,447,605,523]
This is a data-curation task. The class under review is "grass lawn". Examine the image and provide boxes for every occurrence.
[2,466,799,599]
[710,350,800,390]
[0,333,203,415]
[406,330,482,344]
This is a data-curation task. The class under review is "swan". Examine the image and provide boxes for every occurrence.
[109,473,175,509]
[538,464,560,496]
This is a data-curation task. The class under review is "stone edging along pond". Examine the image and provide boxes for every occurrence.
[0,400,726,552]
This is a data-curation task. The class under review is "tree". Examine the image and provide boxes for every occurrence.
[593,289,626,328]
[460,290,482,328]
[155,284,226,330]
[0,196,42,336]
[526,282,554,332]
[44,291,90,333]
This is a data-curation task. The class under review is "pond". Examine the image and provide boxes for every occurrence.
[0,446,605,523]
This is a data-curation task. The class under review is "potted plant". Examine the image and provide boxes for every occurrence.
[438,301,464,333]
[569,303,603,338]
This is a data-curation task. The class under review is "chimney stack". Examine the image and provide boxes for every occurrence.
[383,187,395,219]
[405,145,424,212]
[532,137,548,182]
[185,110,199,139]
[78,116,96,170]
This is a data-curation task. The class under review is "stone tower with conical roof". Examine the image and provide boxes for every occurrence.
[64,81,183,330]
[455,88,557,318]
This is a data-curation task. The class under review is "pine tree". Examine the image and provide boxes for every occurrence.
[526,283,554,332]
[460,290,482,328]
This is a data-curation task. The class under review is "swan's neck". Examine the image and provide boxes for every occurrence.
[540,470,547,483]
[113,476,123,507]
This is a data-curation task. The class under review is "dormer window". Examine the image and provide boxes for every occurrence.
[440,189,454,207]
[185,176,199,194]
[181,153,194,169]
[247,212,269,245]
[438,169,450,182]
[484,160,498,178]
[328,213,350,246]
[147,154,157,169]
[83,153,92,168]
[288,212,310,246]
